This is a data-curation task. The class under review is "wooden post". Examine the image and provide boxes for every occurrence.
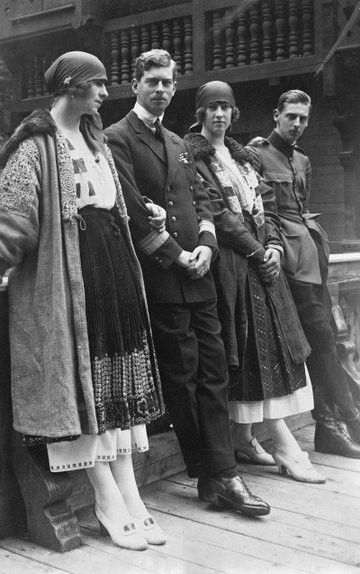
[12,432,82,552]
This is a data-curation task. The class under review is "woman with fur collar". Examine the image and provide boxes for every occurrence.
[185,81,324,484]
[0,51,166,550]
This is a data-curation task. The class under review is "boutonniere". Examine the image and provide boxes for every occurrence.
[179,152,190,164]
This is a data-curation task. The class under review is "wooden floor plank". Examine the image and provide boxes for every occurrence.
[0,546,67,574]
[2,422,360,574]
[79,511,303,574]
[0,537,152,574]
[167,470,360,530]
[81,528,220,574]
[235,461,360,499]
[141,479,360,570]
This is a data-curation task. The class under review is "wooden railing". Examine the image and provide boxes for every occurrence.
[13,0,322,101]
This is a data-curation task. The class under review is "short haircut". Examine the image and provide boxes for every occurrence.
[196,103,240,125]
[133,49,177,82]
[276,90,311,113]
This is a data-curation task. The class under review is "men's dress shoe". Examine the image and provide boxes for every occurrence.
[234,437,276,466]
[197,475,270,517]
[314,421,360,459]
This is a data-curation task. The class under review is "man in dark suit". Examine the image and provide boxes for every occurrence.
[105,49,269,516]
[247,89,360,458]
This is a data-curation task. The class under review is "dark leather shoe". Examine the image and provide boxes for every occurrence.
[197,475,270,517]
[315,421,360,458]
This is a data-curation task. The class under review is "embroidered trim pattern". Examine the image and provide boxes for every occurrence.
[92,332,163,434]
[0,140,40,216]
[55,132,78,223]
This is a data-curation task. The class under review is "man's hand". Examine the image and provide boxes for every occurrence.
[145,202,166,233]
[176,250,193,268]
[186,245,212,280]
[258,247,281,284]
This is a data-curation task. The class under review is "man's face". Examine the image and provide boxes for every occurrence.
[273,102,310,145]
[131,65,176,116]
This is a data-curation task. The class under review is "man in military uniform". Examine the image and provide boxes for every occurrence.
[247,89,360,458]
[105,49,270,516]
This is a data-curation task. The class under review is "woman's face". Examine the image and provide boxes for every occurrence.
[76,80,108,114]
[202,102,233,138]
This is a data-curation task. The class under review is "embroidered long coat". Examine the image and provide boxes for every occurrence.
[0,109,163,438]
[185,133,311,401]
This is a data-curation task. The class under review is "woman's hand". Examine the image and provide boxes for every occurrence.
[145,202,166,233]
[258,247,281,284]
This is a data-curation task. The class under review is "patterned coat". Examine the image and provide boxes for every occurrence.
[0,109,162,438]
[185,133,311,401]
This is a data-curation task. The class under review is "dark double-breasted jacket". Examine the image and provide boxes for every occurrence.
[105,110,217,304]
[247,130,329,285]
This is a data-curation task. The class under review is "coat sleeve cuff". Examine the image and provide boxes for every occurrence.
[199,219,216,238]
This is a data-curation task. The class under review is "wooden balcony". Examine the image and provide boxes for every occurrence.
[0,0,337,112]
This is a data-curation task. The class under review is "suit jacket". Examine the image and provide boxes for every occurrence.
[247,130,329,285]
[105,110,217,304]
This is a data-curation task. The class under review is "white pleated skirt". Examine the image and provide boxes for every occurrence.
[47,424,148,473]
[229,365,314,424]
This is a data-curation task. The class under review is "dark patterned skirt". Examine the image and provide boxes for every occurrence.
[228,263,307,403]
[78,205,163,433]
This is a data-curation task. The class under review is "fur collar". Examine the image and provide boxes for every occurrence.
[185,132,250,166]
[0,108,105,168]
[0,109,56,167]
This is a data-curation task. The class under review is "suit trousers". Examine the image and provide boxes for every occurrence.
[148,298,236,478]
[286,276,359,423]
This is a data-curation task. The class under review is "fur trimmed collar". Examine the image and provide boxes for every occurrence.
[0,109,56,167]
[0,108,105,168]
[185,132,250,166]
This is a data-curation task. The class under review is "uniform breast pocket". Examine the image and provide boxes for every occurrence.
[263,171,293,205]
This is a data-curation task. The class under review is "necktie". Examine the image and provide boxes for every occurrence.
[153,118,164,143]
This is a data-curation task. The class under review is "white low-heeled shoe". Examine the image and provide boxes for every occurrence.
[133,515,167,546]
[235,437,276,466]
[95,504,148,551]
[272,449,326,484]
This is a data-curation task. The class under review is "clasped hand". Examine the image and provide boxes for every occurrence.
[145,203,212,279]
[176,246,212,280]
[146,202,166,233]
[258,247,281,284]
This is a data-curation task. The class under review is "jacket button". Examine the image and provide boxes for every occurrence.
[173,231,178,238]
[192,201,196,206]
[171,216,176,222]
[168,200,174,207]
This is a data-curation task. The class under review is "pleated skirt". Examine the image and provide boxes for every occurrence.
[48,206,163,471]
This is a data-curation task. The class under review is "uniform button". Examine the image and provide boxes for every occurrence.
[192,201,196,206]
[173,231,178,238]
[171,216,177,222]
[168,200,174,207]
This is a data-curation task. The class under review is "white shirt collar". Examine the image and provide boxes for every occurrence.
[133,102,164,128]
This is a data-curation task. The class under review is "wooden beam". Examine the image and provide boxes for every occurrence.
[104,4,192,33]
